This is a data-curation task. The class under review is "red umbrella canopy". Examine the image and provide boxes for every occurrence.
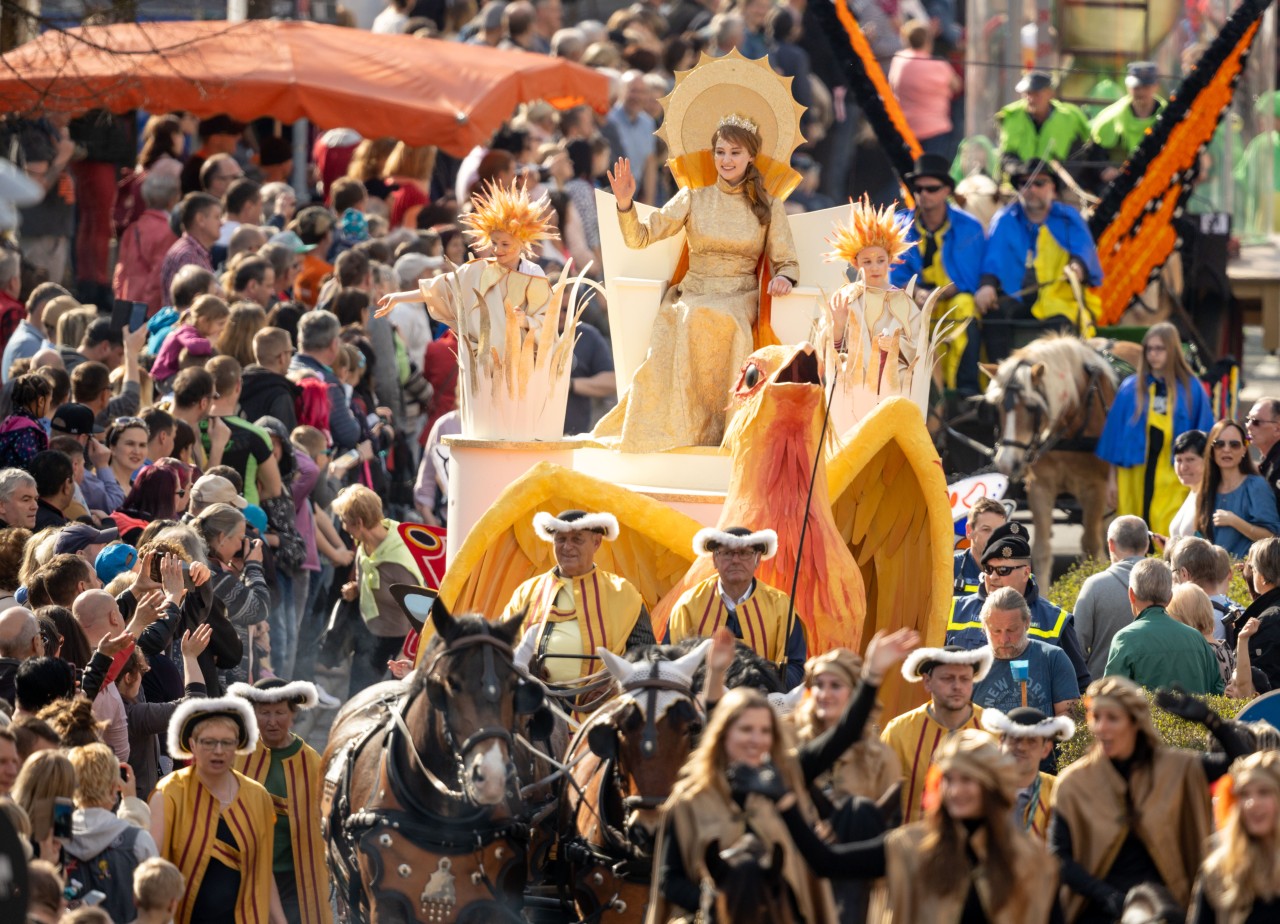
[0,20,610,155]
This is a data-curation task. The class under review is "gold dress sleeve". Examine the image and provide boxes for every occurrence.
[766,195,800,283]
[617,187,693,249]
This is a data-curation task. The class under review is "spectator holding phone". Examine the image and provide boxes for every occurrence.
[191,504,268,685]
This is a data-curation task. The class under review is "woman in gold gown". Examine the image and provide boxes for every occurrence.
[593,115,799,453]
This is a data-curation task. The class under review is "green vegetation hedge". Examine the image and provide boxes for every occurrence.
[1045,556,1254,768]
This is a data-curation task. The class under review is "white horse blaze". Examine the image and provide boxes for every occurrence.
[467,740,509,804]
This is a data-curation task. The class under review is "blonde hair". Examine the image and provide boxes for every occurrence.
[794,648,862,741]
[668,687,805,804]
[383,142,438,182]
[824,195,912,266]
[56,306,99,349]
[711,120,770,226]
[290,425,328,458]
[348,138,398,183]
[133,857,186,911]
[1202,751,1280,910]
[68,742,119,808]
[182,294,230,329]
[332,484,384,531]
[216,302,268,368]
[11,749,75,840]
[1167,583,1215,638]
[461,181,558,257]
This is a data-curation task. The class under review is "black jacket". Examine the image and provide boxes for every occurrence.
[0,657,17,706]
[1240,584,1280,691]
[238,365,301,433]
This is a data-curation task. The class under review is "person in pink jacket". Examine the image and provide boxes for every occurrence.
[112,171,180,316]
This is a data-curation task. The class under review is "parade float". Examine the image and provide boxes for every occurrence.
[414,51,956,716]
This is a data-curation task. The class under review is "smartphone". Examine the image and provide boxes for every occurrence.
[120,765,129,783]
[110,299,148,334]
[82,890,107,906]
[53,796,74,838]
[149,556,190,582]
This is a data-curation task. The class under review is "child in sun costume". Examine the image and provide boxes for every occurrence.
[821,196,947,428]
[375,181,599,439]
[592,52,805,454]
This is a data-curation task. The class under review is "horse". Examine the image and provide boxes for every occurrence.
[557,641,710,922]
[981,334,1134,580]
[321,599,552,924]
[703,835,798,924]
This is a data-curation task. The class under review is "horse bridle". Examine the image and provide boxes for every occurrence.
[997,358,1106,470]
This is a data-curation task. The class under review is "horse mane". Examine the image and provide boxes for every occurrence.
[986,334,1116,427]
[668,637,784,695]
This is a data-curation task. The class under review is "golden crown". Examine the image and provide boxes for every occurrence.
[716,112,760,136]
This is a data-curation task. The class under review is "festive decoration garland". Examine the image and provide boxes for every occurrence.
[1089,0,1273,325]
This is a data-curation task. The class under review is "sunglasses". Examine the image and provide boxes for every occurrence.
[1213,438,1247,450]
[913,183,946,193]
[1246,416,1276,426]
[112,416,147,429]
[983,564,1028,576]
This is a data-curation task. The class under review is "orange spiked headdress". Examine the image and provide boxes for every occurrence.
[461,181,558,257]
[824,194,911,266]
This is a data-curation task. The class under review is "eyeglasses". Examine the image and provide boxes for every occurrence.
[1213,438,1247,450]
[1246,416,1276,426]
[914,183,946,194]
[712,547,761,559]
[1025,177,1054,188]
[195,736,237,752]
[983,564,1028,576]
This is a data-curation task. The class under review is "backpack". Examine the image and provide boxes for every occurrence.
[65,823,142,924]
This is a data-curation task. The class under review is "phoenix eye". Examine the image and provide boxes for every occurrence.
[743,364,760,389]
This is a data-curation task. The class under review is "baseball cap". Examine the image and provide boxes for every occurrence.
[95,542,139,585]
[189,473,248,510]
[54,523,120,556]
[1126,61,1159,88]
[51,403,105,436]
[243,504,268,535]
[1015,70,1053,94]
[269,230,315,254]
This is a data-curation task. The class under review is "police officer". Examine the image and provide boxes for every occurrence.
[946,521,1091,693]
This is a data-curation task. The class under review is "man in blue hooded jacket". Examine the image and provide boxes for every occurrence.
[892,154,987,395]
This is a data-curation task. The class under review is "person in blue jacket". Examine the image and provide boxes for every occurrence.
[974,160,1103,364]
[946,521,1091,694]
[1097,322,1214,536]
[891,154,988,395]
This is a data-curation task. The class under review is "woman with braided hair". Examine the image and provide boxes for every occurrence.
[594,114,800,453]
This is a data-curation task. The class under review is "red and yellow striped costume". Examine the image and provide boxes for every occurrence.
[154,766,276,924]
[237,738,333,924]
[880,703,990,823]
[505,567,643,679]
[667,576,793,665]
[1020,770,1058,841]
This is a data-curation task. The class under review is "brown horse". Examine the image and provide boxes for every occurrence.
[322,598,551,923]
[981,334,1140,579]
[559,641,710,922]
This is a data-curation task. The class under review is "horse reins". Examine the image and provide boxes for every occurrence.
[998,358,1106,468]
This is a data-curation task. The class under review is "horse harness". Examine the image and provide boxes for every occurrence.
[327,631,531,923]
[998,357,1109,469]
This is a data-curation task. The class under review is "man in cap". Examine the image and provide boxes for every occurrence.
[507,510,653,683]
[291,207,335,309]
[230,679,332,924]
[1091,61,1167,179]
[53,523,118,563]
[953,496,1008,596]
[946,521,1091,693]
[974,159,1103,363]
[50,402,122,514]
[892,153,988,395]
[995,70,1092,181]
[666,526,807,689]
[881,644,994,822]
[981,705,1075,838]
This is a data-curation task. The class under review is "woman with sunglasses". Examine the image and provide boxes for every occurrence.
[1194,418,1280,558]
[1099,322,1214,537]
[105,416,151,491]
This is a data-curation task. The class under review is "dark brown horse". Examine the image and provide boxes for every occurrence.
[559,641,710,923]
[321,598,551,923]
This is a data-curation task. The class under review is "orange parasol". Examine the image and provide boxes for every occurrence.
[0,20,609,156]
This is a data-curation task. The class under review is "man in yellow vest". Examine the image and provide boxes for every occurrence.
[228,678,331,924]
[666,525,807,689]
[507,509,653,682]
[881,645,994,823]
[980,705,1076,841]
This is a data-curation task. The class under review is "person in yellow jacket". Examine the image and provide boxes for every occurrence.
[229,678,332,924]
[666,525,807,689]
[508,509,653,682]
[881,644,994,823]
[151,696,283,924]
[1091,61,1167,181]
[981,706,1075,841]
[996,70,1092,181]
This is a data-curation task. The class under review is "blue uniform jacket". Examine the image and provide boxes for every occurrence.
[891,204,987,294]
[946,575,1091,693]
[980,201,1103,296]
[1096,373,1214,469]
[953,549,981,596]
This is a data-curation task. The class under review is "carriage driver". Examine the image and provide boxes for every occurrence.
[665,526,807,689]
[507,509,654,683]
[946,521,1091,693]
[229,679,332,924]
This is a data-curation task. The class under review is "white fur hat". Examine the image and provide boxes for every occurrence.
[901,645,994,683]
[533,509,620,542]
[167,695,260,760]
[981,707,1076,742]
[692,526,778,560]
[228,679,320,710]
